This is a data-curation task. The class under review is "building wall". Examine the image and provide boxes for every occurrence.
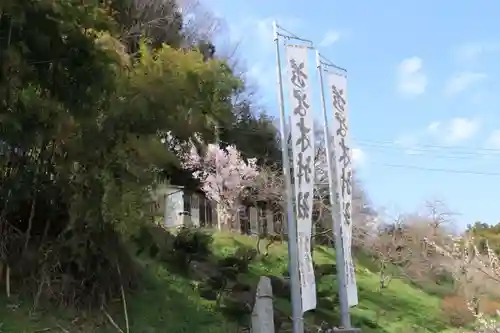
[164,187,185,227]
[151,185,286,235]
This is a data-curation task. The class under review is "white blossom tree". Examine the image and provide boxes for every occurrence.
[430,234,500,332]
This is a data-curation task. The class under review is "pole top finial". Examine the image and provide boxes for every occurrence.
[272,21,278,41]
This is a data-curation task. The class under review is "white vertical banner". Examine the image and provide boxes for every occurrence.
[327,71,358,307]
[285,44,317,312]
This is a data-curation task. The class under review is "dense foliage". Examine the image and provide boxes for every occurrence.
[468,222,500,255]
[0,0,280,310]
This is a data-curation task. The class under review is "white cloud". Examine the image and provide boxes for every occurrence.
[219,16,301,54]
[455,43,486,63]
[252,17,302,48]
[396,118,480,153]
[444,71,487,96]
[352,148,366,166]
[319,30,341,47]
[427,121,440,133]
[212,15,300,97]
[396,56,427,96]
[447,118,479,143]
[454,42,500,63]
[247,62,272,92]
[486,130,500,149]
[395,134,419,146]
[394,134,424,155]
[428,117,480,144]
[255,18,275,44]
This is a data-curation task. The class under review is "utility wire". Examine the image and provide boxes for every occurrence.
[372,163,500,176]
[220,128,500,155]
[355,144,498,160]
[354,138,500,153]
[201,128,500,176]
[226,128,500,159]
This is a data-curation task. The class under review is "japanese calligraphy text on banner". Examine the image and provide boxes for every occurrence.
[285,44,317,313]
[327,71,358,307]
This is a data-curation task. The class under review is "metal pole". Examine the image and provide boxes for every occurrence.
[315,50,351,328]
[273,20,304,333]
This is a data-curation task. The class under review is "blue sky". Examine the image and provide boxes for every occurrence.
[198,0,500,228]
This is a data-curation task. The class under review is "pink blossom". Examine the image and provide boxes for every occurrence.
[180,142,259,227]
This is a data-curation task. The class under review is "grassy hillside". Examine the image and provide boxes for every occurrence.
[213,233,452,333]
[0,231,461,332]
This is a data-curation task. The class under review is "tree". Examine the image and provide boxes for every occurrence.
[112,0,185,52]
[372,214,418,290]
[1,0,134,308]
[176,0,224,45]
[372,208,456,287]
[431,234,500,332]
[424,199,456,236]
[0,0,244,310]
[311,127,378,248]
[468,222,500,255]
[221,106,282,168]
[398,202,459,283]
[181,143,259,229]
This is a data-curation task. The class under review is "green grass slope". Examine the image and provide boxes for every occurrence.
[0,231,459,333]
[214,233,452,333]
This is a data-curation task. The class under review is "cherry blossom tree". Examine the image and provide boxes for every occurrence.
[181,143,259,229]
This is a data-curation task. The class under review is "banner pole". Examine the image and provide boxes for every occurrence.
[273,20,304,333]
[316,50,352,328]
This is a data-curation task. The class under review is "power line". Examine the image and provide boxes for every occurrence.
[193,128,500,171]
[354,138,500,154]
[222,128,500,155]
[227,129,500,160]
[355,143,497,160]
[370,163,500,176]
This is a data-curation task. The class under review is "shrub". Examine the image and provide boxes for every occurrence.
[217,245,257,278]
[170,227,213,267]
[480,298,500,317]
[267,275,290,299]
[197,274,227,306]
[415,280,454,298]
[441,295,475,327]
[132,224,175,259]
[314,263,337,278]
[435,270,455,285]
[198,285,218,301]
[231,282,252,292]
[220,296,252,325]
[37,223,140,308]
[206,274,226,290]
[174,227,212,258]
